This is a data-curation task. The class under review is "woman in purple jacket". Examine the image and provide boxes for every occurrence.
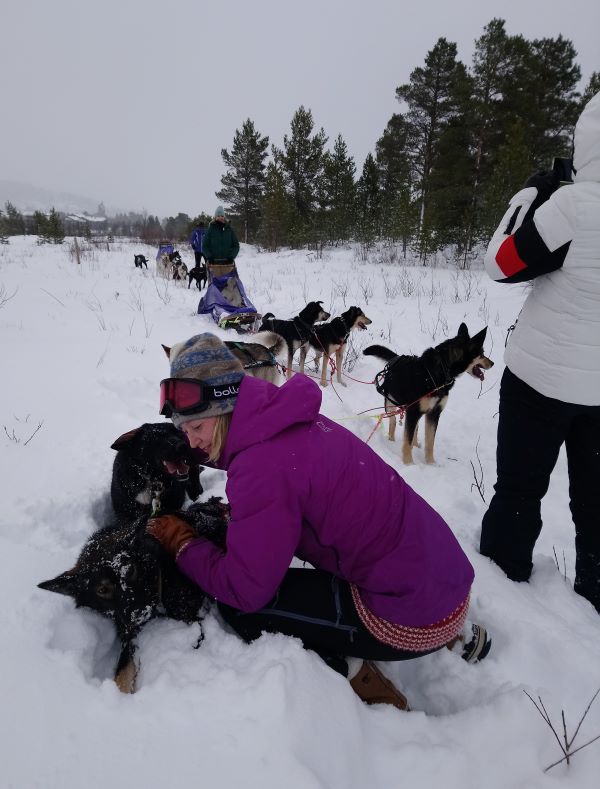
[149,333,490,709]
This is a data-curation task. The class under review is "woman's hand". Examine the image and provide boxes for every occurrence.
[147,515,196,557]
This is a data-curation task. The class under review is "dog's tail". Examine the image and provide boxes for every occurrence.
[250,331,285,356]
[363,344,397,362]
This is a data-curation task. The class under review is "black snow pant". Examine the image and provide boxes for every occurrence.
[218,568,437,676]
[193,250,205,266]
[480,367,600,611]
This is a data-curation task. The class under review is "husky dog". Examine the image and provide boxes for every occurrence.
[38,499,228,693]
[162,331,286,385]
[364,324,493,464]
[134,254,149,269]
[258,301,331,378]
[299,306,372,387]
[224,332,286,385]
[172,260,189,282]
[110,423,203,523]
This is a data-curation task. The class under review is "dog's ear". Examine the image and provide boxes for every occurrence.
[161,344,172,359]
[469,326,488,348]
[38,571,80,598]
[111,427,142,451]
[457,323,469,341]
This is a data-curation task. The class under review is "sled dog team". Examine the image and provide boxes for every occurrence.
[40,306,494,702]
[39,90,600,706]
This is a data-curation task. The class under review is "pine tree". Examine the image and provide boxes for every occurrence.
[257,162,294,251]
[34,211,50,244]
[356,153,381,244]
[46,208,65,244]
[526,34,581,165]
[217,119,269,244]
[468,19,530,248]
[580,72,600,106]
[396,37,469,261]
[0,211,9,244]
[4,201,25,235]
[479,120,533,238]
[273,106,328,233]
[320,134,356,244]
[375,114,414,243]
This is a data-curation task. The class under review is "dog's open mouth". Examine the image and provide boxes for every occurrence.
[162,460,189,479]
[472,364,485,381]
[357,320,369,330]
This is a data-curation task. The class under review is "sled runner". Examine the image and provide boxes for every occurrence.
[197,262,261,334]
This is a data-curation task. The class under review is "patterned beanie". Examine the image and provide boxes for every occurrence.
[168,333,244,427]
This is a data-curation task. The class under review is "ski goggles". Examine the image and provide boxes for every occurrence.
[159,377,240,418]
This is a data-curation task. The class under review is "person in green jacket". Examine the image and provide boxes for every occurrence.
[202,205,240,264]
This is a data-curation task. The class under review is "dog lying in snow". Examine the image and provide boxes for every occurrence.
[38,498,228,693]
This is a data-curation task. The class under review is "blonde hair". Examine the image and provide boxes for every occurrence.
[207,412,233,463]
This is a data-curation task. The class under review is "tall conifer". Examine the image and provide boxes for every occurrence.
[217,119,269,243]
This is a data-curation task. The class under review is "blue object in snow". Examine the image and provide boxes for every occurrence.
[197,270,257,326]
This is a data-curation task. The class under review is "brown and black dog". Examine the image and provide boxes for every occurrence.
[258,301,330,378]
[299,306,372,387]
[364,324,493,464]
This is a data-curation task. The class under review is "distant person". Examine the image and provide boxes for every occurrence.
[480,91,600,613]
[190,221,206,267]
[202,206,240,265]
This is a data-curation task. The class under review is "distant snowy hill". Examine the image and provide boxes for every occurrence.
[0,179,121,216]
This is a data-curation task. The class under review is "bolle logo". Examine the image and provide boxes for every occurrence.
[215,385,240,398]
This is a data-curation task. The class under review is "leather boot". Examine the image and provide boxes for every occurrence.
[350,661,410,711]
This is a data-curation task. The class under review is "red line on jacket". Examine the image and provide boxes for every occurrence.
[496,235,527,277]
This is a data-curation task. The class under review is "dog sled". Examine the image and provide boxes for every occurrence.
[197,262,261,333]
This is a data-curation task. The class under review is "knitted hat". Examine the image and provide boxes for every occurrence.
[215,205,225,218]
[168,333,244,427]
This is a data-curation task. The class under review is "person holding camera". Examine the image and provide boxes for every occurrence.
[480,91,600,612]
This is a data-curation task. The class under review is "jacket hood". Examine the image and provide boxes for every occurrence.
[219,375,322,467]
[574,91,600,182]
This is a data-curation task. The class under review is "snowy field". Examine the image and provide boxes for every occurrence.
[1,236,599,788]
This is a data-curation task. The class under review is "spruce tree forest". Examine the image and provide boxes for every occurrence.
[2,19,599,267]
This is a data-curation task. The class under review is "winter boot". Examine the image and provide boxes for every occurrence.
[350,661,410,711]
[446,622,492,663]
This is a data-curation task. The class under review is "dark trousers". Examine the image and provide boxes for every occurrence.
[480,367,600,610]
[193,250,205,266]
[218,568,436,675]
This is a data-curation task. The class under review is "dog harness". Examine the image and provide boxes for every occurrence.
[374,353,455,408]
[228,342,278,370]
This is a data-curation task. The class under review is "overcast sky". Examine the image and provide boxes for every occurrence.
[2,0,598,219]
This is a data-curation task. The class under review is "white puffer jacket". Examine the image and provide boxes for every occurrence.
[485,91,600,406]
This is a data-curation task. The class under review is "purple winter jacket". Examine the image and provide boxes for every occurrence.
[177,374,474,627]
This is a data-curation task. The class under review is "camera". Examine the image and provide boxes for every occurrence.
[552,157,574,184]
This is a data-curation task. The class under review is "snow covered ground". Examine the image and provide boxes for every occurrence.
[1,236,599,788]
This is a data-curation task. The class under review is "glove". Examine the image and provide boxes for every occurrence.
[521,170,560,221]
[523,169,560,199]
[146,515,197,557]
